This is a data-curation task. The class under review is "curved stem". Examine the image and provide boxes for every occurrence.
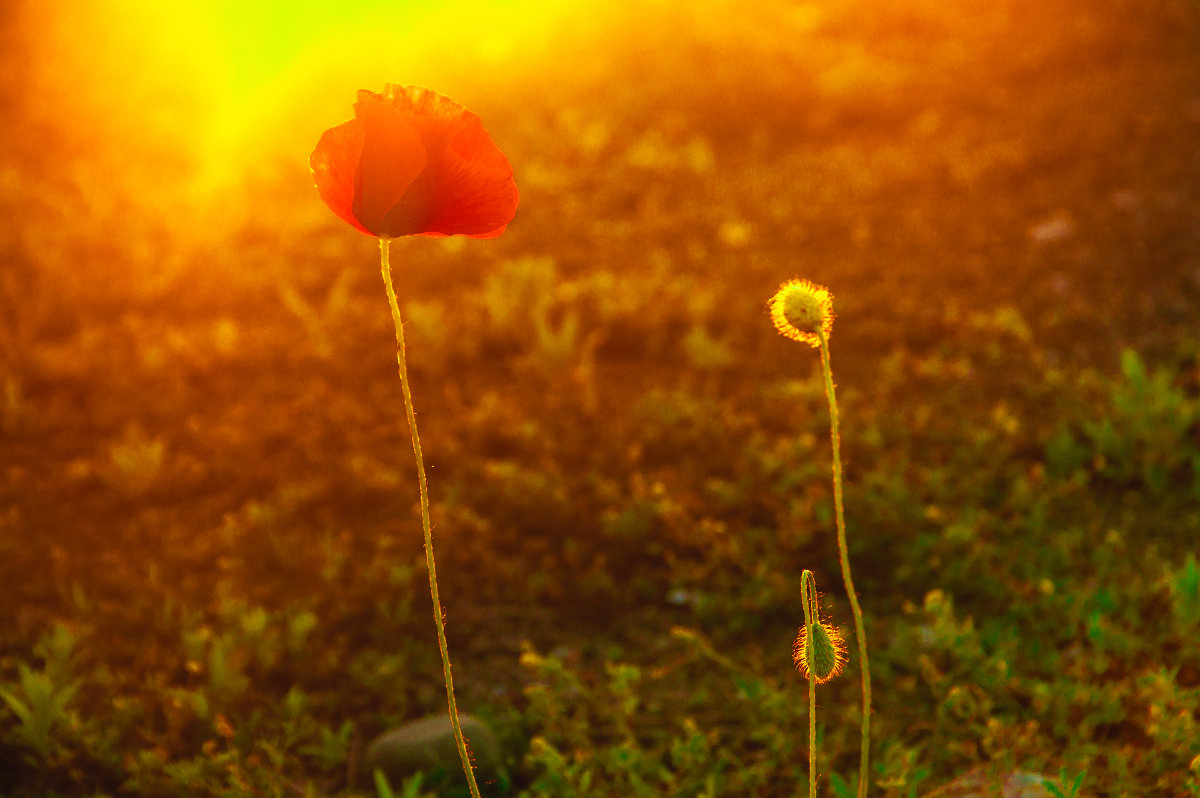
[818,330,870,798]
[379,237,482,798]
[800,570,818,798]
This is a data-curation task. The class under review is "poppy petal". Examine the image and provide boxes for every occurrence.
[420,120,520,238]
[351,90,428,236]
[310,119,372,236]
[380,85,518,238]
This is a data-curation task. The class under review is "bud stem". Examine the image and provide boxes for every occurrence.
[817,329,871,798]
[800,570,819,798]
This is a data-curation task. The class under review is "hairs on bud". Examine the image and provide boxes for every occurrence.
[769,278,834,348]
[793,619,848,684]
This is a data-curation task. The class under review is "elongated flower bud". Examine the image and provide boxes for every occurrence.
[794,570,848,684]
[794,621,848,683]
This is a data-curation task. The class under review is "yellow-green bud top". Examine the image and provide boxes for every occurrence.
[769,278,834,348]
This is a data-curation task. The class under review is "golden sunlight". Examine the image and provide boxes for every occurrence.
[17,0,585,230]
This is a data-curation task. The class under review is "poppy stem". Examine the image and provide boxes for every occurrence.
[817,330,870,798]
[379,237,483,798]
[799,570,819,798]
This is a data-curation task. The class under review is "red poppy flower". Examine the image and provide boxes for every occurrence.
[310,84,518,239]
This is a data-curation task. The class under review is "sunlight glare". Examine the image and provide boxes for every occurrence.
[21,0,586,237]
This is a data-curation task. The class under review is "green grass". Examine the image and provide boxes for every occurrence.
[2,0,1199,795]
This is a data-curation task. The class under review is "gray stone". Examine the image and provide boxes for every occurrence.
[364,713,504,793]
[923,768,1082,798]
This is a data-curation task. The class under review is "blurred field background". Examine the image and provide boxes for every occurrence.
[1,0,1199,795]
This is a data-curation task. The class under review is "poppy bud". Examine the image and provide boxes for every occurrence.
[794,569,848,684]
[793,620,848,684]
[768,279,834,348]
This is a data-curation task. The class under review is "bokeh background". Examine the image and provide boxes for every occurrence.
[2,0,1198,795]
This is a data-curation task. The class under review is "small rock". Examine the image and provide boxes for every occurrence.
[923,768,1068,798]
[364,713,504,793]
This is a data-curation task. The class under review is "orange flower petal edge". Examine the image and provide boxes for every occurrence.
[310,84,519,239]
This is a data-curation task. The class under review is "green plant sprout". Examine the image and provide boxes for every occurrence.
[794,569,848,798]
[1042,768,1087,798]
[1169,553,1200,631]
[770,278,872,797]
[375,767,441,798]
[0,625,81,764]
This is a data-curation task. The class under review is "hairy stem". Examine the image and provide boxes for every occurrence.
[800,570,818,798]
[379,237,482,798]
[818,330,871,798]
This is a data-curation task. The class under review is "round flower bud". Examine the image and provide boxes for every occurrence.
[769,279,834,348]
